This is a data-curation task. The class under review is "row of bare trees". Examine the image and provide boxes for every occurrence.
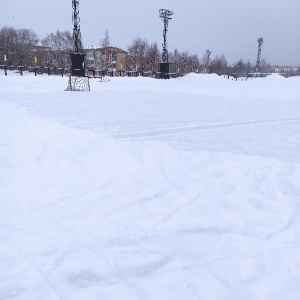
[169,49,200,73]
[125,37,202,74]
[0,27,39,66]
[126,37,160,72]
[0,26,73,68]
[121,35,271,74]
[0,26,271,74]
[40,31,73,68]
[230,58,271,73]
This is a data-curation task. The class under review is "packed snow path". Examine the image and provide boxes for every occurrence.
[1,72,300,299]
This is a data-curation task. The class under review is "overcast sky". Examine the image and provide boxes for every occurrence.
[1,0,299,65]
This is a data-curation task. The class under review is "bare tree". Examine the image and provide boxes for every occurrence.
[169,49,200,74]
[200,51,212,73]
[234,58,248,73]
[100,29,110,47]
[0,26,39,66]
[41,30,73,68]
[126,37,149,72]
[168,48,179,73]
[186,54,200,73]
[210,55,228,74]
[245,60,252,73]
[147,42,160,72]
[0,27,15,64]
[99,29,111,74]
[260,58,271,73]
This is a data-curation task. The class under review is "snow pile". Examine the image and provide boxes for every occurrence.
[0,72,300,299]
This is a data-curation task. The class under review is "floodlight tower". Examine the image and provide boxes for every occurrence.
[206,50,212,71]
[159,9,173,78]
[256,38,264,72]
[160,9,173,63]
[72,0,82,53]
[71,0,85,76]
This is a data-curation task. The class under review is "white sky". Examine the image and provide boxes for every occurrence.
[1,0,299,66]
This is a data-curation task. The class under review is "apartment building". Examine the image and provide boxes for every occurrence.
[273,65,299,75]
[85,46,127,74]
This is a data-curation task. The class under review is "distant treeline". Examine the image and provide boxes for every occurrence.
[0,26,271,74]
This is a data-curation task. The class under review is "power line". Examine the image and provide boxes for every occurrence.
[0,13,160,49]
[1,14,69,24]
[1,13,134,40]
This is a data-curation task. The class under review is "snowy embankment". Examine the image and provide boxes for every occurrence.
[0,72,300,299]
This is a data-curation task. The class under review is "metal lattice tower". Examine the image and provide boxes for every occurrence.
[72,0,82,53]
[159,9,173,63]
[256,38,264,72]
[70,0,85,77]
[206,50,212,68]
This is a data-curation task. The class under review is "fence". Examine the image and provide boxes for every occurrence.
[0,65,68,76]
[1,65,191,79]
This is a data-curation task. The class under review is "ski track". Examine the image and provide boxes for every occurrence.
[112,116,300,139]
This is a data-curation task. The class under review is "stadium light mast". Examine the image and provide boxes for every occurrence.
[256,38,264,72]
[72,0,82,53]
[206,50,212,72]
[159,9,173,79]
[160,9,173,63]
[66,0,90,91]
[70,0,85,76]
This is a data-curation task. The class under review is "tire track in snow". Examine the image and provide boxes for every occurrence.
[112,117,300,140]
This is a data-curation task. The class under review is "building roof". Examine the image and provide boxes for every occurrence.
[84,45,127,54]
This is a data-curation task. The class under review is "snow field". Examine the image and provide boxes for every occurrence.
[0,71,300,299]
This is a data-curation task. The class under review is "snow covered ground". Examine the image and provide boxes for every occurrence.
[0,71,300,299]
